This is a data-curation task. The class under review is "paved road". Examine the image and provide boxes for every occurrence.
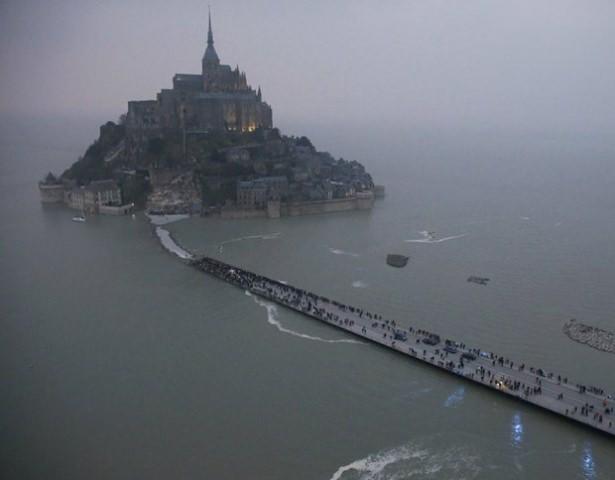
[192,256,615,437]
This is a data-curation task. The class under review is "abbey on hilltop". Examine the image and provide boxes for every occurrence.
[40,9,382,218]
[126,10,272,142]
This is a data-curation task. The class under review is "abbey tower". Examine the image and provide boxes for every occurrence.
[126,9,272,147]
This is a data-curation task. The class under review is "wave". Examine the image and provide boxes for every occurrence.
[245,291,363,345]
[155,227,193,260]
[146,213,190,225]
[405,230,467,244]
[329,445,429,480]
[352,280,368,288]
[223,232,281,244]
[218,232,281,252]
[260,233,282,240]
[329,248,360,257]
[329,441,482,480]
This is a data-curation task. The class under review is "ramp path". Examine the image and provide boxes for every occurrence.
[190,256,615,437]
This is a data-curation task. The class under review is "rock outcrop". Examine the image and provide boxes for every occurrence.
[563,319,615,354]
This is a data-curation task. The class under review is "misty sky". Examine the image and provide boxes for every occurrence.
[1,0,614,134]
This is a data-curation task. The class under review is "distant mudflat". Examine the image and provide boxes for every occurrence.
[563,319,615,354]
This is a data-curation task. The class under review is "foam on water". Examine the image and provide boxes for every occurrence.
[329,248,360,257]
[352,280,368,288]
[146,213,190,225]
[405,231,467,244]
[155,227,193,260]
[329,445,428,480]
[245,291,363,345]
[260,233,281,240]
[218,232,281,252]
[328,441,481,480]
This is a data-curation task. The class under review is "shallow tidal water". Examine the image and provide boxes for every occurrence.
[2,121,615,479]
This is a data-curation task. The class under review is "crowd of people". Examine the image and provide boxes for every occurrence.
[191,255,614,433]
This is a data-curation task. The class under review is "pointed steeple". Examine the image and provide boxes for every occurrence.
[257,86,262,100]
[203,6,220,66]
[207,6,214,46]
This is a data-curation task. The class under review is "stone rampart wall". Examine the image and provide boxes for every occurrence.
[39,184,65,203]
[99,204,134,216]
[220,208,268,219]
[281,197,372,217]
[218,195,374,219]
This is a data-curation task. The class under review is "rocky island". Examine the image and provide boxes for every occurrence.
[39,10,381,219]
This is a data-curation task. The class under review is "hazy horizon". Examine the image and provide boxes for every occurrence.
[2,0,615,137]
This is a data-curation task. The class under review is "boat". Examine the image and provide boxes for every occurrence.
[72,208,86,223]
[386,254,409,268]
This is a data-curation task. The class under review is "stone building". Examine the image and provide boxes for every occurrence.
[260,176,289,198]
[236,176,289,208]
[236,180,268,209]
[126,10,272,149]
[65,180,122,214]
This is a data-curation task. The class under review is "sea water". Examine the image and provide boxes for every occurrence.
[2,118,615,479]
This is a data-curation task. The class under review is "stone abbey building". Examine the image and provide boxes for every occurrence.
[126,11,272,143]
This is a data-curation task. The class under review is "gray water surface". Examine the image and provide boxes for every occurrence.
[2,122,614,479]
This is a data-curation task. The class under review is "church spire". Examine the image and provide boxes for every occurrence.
[207,6,214,46]
[202,6,220,66]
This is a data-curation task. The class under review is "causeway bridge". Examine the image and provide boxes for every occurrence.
[190,255,615,437]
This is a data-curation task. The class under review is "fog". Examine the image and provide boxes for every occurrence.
[3,5,615,477]
[1,0,615,138]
